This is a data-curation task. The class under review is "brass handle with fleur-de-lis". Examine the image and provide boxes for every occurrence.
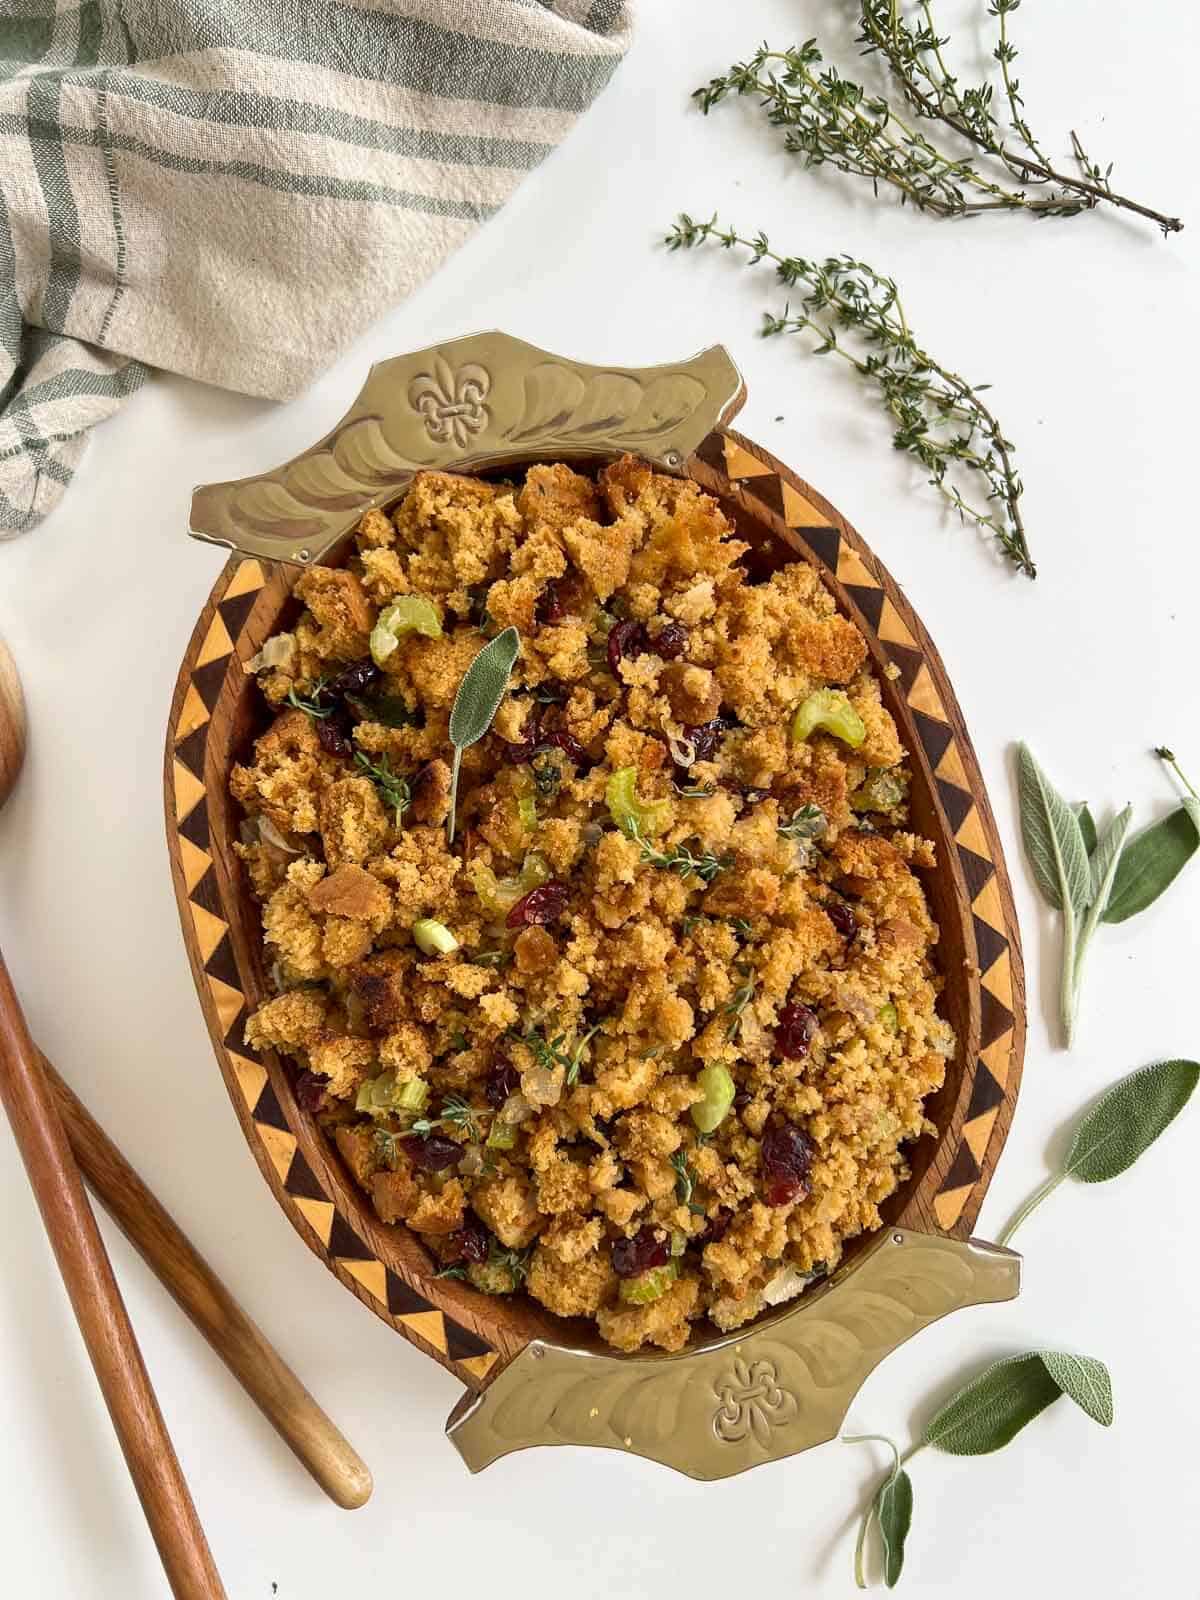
[445,1230,1019,1481]
[188,334,746,568]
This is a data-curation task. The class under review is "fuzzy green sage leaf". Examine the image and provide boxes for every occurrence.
[1074,801,1098,857]
[446,626,520,845]
[998,1058,1199,1244]
[1102,801,1200,924]
[923,1353,1062,1455]
[876,1466,912,1588]
[1017,744,1091,916]
[1038,1352,1114,1427]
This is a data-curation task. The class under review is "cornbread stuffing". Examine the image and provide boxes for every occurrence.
[235,457,953,1352]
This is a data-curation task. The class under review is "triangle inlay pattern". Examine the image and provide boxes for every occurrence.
[168,560,495,1381]
[708,434,1018,1233]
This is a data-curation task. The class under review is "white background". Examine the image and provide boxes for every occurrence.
[2,2,1198,1594]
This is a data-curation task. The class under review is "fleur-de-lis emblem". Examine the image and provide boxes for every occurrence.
[408,356,491,449]
[712,1358,798,1446]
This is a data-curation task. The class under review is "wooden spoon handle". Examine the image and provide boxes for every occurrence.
[0,951,225,1600]
[41,1054,372,1510]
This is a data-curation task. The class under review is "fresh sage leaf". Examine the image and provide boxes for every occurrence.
[1074,801,1098,857]
[877,1467,913,1588]
[1102,801,1200,924]
[923,1353,1061,1455]
[998,1058,1200,1244]
[1038,1352,1113,1427]
[1087,805,1132,905]
[446,626,520,845]
[449,626,520,750]
[1017,744,1091,915]
[1064,1058,1199,1183]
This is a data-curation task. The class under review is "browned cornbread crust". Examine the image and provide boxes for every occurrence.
[234,457,952,1352]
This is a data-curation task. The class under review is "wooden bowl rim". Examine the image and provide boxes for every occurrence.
[165,426,1025,1391]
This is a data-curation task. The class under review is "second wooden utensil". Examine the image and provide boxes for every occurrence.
[43,1053,372,1510]
[0,951,226,1600]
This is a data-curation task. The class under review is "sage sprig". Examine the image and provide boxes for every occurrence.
[997,1058,1199,1246]
[1017,744,1198,1045]
[446,626,520,846]
[847,1351,1112,1587]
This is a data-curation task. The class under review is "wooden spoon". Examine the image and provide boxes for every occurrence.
[0,634,225,1598]
[0,631,373,1517]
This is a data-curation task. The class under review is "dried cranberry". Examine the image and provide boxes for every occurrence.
[697,1209,731,1246]
[485,1059,521,1109]
[295,1071,329,1113]
[684,716,730,764]
[607,619,647,676]
[652,620,689,660]
[317,713,354,757]
[827,902,857,940]
[611,1225,670,1278]
[776,1002,819,1059]
[760,1122,816,1207]
[402,1133,461,1173]
[499,728,539,763]
[330,658,380,697]
[506,880,569,929]
[448,1214,491,1265]
[543,727,588,765]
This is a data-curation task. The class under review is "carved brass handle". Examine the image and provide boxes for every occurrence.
[189,333,746,567]
[446,1230,1019,1481]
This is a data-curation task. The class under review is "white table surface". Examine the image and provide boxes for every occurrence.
[2,2,1198,1594]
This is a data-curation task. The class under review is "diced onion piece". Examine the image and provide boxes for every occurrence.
[458,1145,489,1177]
[670,1229,688,1258]
[518,794,538,833]
[246,632,296,674]
[521,1064,562,1108]
[790,689,866,749]
[762,1265,811,1307]
[257,815,299,854]
[370,596,442,666]
[499,1092,534,1126]
[668,735,697,768]
[412,918,459,956]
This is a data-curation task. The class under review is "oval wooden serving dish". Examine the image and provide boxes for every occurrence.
[166,336,1025,1481]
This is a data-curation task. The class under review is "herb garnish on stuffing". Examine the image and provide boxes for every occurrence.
[233,456,954,1353]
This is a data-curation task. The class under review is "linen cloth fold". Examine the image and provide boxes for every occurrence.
[0,0,632,536]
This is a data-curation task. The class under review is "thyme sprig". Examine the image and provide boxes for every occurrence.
[666,215,1034,577]
[670,1150,707,1216]
[286,678,332,718]
[626,816,733,884]
[724,965,756,1041]
[695,24,1181,235]
[353,751,411,825]
[512,1021,603,1088]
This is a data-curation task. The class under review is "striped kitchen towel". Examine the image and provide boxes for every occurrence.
[0,0,633,536]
